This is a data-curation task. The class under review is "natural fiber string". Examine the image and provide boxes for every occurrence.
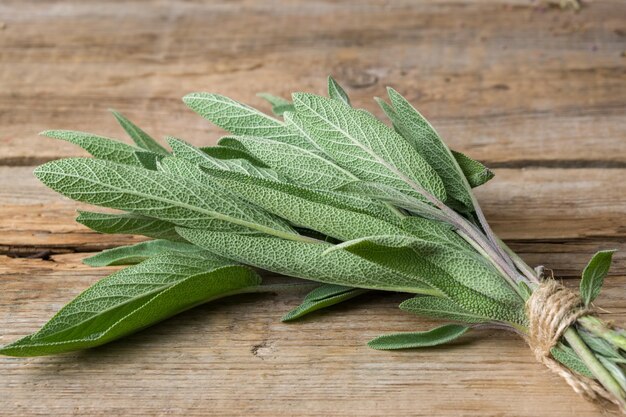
[525,280,622,410]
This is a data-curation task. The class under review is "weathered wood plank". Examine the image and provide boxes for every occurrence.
[0,253,624,417]
[0,1,624,165]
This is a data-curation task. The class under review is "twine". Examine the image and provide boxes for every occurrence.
[525,280,622,410]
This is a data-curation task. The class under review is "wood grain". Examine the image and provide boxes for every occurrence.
[0,1,625,416]
[1,254,625,417]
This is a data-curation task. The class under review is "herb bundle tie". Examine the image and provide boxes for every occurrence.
[526,280,620,410]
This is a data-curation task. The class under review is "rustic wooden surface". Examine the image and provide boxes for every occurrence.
[1,1,625,416]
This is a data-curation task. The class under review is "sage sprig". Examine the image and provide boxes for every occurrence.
[2,77,625,412]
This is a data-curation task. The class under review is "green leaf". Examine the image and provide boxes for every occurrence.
[35,158,300,240]
[551,343,594,378]
[110,110,169,155]
[201,167,404,241]
[83,239,204,266]
[282,111,329,153]
[41,130,142,166]
[339,181,447,222]
[580,250,615,305]
[183,93,305,147]
[292,93,446,203]
[169,137,284,181]
[134,151,164,170]
[282,284,367,321]
[257,93,295,116]
[200,145,268,167]
[384,88,473,209]
[368,324,469,350]
[0,253,261,357]
[327,236,525,324]
[76,211,185,242]
[167,136,230,169]
[176,228,441,295]
[400,296,488,323]
[327,76,351,106]
[220,136,357,190]
[376,98,493,189]
[400,217,470,252]
[451,150,494,188]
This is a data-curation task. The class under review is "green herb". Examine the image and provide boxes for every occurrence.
[2,77,624,412]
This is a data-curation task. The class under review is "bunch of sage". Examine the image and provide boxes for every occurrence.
[2,77,624,412]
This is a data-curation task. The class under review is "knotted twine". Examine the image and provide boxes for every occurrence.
[525,280,623,411]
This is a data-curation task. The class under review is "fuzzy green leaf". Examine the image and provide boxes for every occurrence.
[580,250,615,305]
[257,93,295,116]
[200,144,268,167]
[110,110,169,155]
[292,93,447,202]
[177,228,440,296]
[327,76,351,106]
[400,217,470,252]
[339,181,447,222]
[551,343,594,378]
[221,136,356,190]
[201,167,403,241]
[76,211,185,242]
[0,253,261,357]
[377,98,493,189]
[41,130,143,166]
[282,284,367,322]
[368,324,469,350]
[384,88,473,209]
[400,296,488,323]
[183,93,306,147]
[134,151,164,170]
[169,137,283,181]
[451,150,494,188]
[327,236,525,324]
[35,158,299,240]
[83,239,204,266]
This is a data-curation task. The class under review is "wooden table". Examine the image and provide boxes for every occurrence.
[1,1,625,415]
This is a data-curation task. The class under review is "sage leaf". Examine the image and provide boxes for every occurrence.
[368,324,469,350]
[400,217,470,252]
[0,253,261,357]
[400,296,488,323]
[377,98,492,189]
[282,284,367,322]
[41,130,142,166]
[328,236,525,324]
[200,144,268,167]
[201,167,404,241]
[550,343,594,377]
[580,250,615,306]
[169,137,284,181]
[76,211,185,242]
[35,158,300,240]
[183,93,305,148]
[451,150,494,188]
[292,93,446,202]
[83,239,204,266]
[134,151,164,170]
[110,110,169,155]
[167,136,230,170]
[339,181,448,222]
[384,88,473,209]
[177,228,440,296]
[220,136,356,190]
[327,76,351,106]
[257,93,295,116]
